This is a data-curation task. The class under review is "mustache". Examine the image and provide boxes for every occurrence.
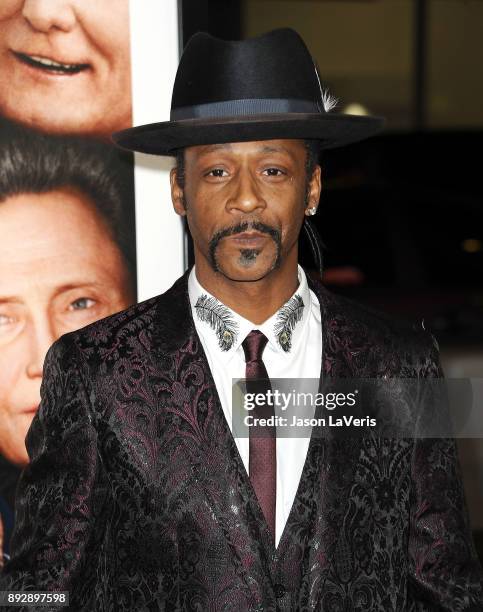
[209,221,282,271]
[210,221,280,245]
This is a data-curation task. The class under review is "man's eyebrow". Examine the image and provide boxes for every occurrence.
[49,283,97,297]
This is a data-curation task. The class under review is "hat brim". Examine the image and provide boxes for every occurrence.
[112,113,384,156]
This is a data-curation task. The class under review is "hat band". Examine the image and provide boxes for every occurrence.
[170,98,321,121]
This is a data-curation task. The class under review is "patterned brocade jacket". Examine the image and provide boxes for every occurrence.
[1,269,483,611]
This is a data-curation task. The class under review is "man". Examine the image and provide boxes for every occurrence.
[2,29,483,611]
[0,120,136,567]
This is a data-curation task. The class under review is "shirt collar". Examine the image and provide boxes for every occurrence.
[188,265,311,361]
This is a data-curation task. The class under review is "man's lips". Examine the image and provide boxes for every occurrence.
[228,232,268,245]
[12,51,90,74]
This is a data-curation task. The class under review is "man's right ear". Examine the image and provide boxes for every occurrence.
[170,167,186,216]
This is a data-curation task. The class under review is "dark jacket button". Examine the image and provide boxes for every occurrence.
[273,583,286,598]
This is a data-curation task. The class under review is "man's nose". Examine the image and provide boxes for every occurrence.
[25,316,57,379]
[226,170,266,215]
[22,0,76,34]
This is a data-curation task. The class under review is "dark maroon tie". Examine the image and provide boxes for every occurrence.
[242,330,276,539]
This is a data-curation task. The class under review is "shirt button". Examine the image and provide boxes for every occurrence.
[273,583,286,598]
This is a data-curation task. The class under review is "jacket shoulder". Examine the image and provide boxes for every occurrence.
[311,280,440,365]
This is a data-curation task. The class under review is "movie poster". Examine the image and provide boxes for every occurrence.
[0,0,182,565]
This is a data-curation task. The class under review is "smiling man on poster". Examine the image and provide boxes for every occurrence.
[2,29,483,611]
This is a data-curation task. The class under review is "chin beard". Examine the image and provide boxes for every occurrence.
[209,221,282,273]
[238,248,259,267]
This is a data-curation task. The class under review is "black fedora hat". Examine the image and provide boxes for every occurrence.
[113,28,384,156]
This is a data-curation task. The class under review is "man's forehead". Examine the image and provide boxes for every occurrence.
[185,139,306,157]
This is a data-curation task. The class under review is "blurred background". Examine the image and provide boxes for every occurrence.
[181,0,483,559]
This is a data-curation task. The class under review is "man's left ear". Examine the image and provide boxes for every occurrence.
[305,165,322,217]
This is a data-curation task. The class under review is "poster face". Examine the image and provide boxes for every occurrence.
[0,126,137,469]
[0,0,132,138]
[0,0,138,563]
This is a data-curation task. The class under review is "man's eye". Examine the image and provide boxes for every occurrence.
[263,168,285,176]
[207,168,228,178]
[69,297,96,310]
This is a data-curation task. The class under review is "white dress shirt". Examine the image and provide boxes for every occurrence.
[188,265,322,547]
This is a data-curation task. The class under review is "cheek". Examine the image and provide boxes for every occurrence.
[277,198,306,238]
[0,2,21,21]
[79,1,131,66]
[0,344,24,395]
[0,382,28,447]
[0,409,33,466]
[186,205,214,243]
[0,405,31,432]
[280,224,302,254]
[0,343,40,437]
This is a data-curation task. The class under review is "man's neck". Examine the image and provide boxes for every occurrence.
[193,262,299,325]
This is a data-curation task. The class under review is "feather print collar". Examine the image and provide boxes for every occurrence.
[189,266,310,354]
[194,292,305,352]
[273,294,305,352]
[194,294,238,351]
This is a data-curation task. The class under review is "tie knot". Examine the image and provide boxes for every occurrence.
[242,330,268,363]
